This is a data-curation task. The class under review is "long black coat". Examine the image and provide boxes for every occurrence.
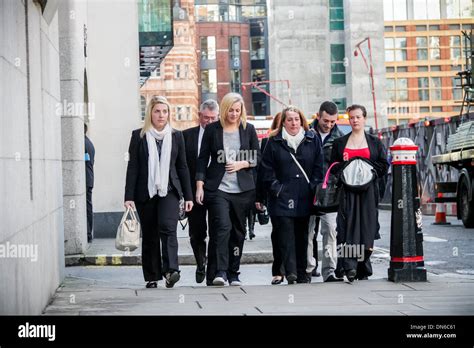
[259,130,324,217]
[330,132,389,248]
[124,128,193,203]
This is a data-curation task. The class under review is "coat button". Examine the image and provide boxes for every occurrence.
[296,174,300,178]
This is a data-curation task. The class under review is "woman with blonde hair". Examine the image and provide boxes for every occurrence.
[260,105,323,284]
[124,96,193,288]
[196,93,260,286]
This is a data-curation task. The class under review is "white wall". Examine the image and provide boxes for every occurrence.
[86,0,142,216]
[0,0,64,314]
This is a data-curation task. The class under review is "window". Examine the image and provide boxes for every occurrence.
[447,0,473,19]
[250,37,265,60]
[251,69,266,92]
[397,78,408,101]
[183,64,189,79]
[333,98,347,112]
[150,68,161,78]
[418,77,429,101]
[386,78,396,102]
[386,67,395,73]
[383,0,407,20]
[385,38,407,62]
[450,35,461,60]
[330,44,346,85]
[329,0,344,31]
[230,70,241,93]
[431,65,441,71]
[201,36,216,60]
[452,77,463,100]
[429,36,440,60]
[417,66,429,72]
[175,64,181,79]
[175,106,192,121]
[195,5,219,21]
[201,69,217,93]
[415,25,427,31]
[416,37,428,60]
[430,77,442,100]
[229,36,240,69]
[413,0,440,19]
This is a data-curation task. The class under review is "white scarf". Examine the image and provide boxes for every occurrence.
[282,127,305,152]
[146,124,172,198]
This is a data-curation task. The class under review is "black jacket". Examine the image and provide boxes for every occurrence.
[330,132,389,179]
[259,130,324,217]
[182,125,201,197]
[196,121,260,192]
[124,128,193,203]
[310,119,344,172]
[85,135,95,188]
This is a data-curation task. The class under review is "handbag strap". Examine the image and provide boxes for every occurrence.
[121,206,138,224]
[289,153,310,184]
[323,162,340,189]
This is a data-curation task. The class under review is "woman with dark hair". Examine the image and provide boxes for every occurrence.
[124,96,193,289]
[260,106,323,284]
[195,93,260,286]
[330,104,389,282]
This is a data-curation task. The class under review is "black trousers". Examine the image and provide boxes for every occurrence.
[86,186,93,240]
[205,189,254,279]
[136,191,179,282]
[188,201,207,269]
[270,216,283,276]
[272,216,309,279]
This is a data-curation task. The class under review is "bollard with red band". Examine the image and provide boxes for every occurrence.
[388,138,427,282]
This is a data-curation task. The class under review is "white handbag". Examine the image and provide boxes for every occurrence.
[115,207,141,251]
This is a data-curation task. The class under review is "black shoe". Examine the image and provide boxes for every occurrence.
[311,268,321,277]
[146,281,157,288]
[165,271,180,288]
[298,274,312,284]
[195,266,206,284]
[249,231,256,240]
[324,274,344,282]
[346,269,356,282]
[335,268,344,279]
[286,274,297,285]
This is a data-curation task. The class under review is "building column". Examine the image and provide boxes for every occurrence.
[58,0,88,254]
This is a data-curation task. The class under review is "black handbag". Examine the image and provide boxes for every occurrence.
[257,206,270,225]
[313,162,341,213]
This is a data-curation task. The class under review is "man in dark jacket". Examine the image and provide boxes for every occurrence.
[183,100,219,284]
[307,101,345,282]
[84,123,95,243]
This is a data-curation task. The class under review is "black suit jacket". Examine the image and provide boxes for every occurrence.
[330,132,389,178]
[124,128,193,203]
[196,121,260,192]
[183,125,201,197]
[85,135,95,188]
